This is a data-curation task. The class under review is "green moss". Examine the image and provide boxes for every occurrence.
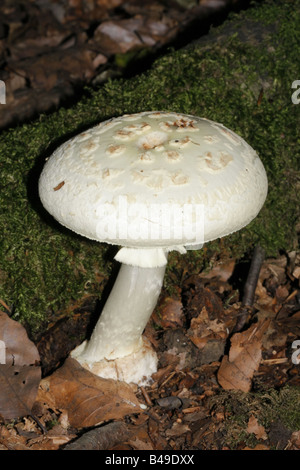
[209,385,300,449]
[0,0,299,335]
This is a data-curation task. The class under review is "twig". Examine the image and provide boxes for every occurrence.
[0,298,11,313]
[30,413,47,434]
[233,244,265,332]
[63,421,132,451]
[140,386,153,406]
[143,410,161,424]
[159,371,176,388]
[261,358,288,365]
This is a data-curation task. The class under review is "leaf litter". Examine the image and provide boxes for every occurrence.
[0,310,41,422]
[0,248,300,450]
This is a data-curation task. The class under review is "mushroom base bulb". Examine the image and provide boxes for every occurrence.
[72,337,157,386]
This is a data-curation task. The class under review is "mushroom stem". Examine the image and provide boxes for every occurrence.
[71,260,166,382]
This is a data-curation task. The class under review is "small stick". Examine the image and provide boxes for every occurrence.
[159,371,176,389]
[233,244,265,332]
[0,299,11,313]
[140,386,153,406]
[63,421,132,451]
[30,413,47,434]
[262,358,288,365]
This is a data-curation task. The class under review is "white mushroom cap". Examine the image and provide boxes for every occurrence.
[39,111,268,267]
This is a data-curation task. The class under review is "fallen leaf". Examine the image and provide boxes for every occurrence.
[185,285,225,322]
[246,415,268,440]
[0,311,41,420]
[129,437,154,451]
[159,297,184,328]
[0,311,40,366]
[22,416,38,433]
[93,20,144,55]
[36,357,142,428]
[187,306,228,350]
[259,256,287,285]
[290,431,300,449]
[0,364,41,420]
[165,422,191,438]
[275,285,289,302]
[254,280,274,310]
[199,260,235,282]
[292,266,300,280]
[217,319,270,392]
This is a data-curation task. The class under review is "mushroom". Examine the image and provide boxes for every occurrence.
[38,111,268,385]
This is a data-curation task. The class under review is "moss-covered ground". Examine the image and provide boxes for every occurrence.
[209,385,300,449]
[0,0,299,336]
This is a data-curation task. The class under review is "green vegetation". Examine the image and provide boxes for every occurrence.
[209,385,300,449]
[0,0,299,336]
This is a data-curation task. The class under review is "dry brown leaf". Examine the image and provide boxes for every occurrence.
[246,415,268,440]
[217,319,270,392]
[199,260,235,282]
[292,266,300,280]
[129,437,154,451]
[275,285,290,302]
[254,280,273,309]
[0,311,41,420]
[259,256,287,284]
[36,357,142,428]
[159,297,184,328]
[93,19,145,55]
[0,311,40,366]
[21,416,37,433]
[0,423,31,450]
[165,422,191,438]
[290,431,300,449]
[0,364,41,420]
[187,306,228,350]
